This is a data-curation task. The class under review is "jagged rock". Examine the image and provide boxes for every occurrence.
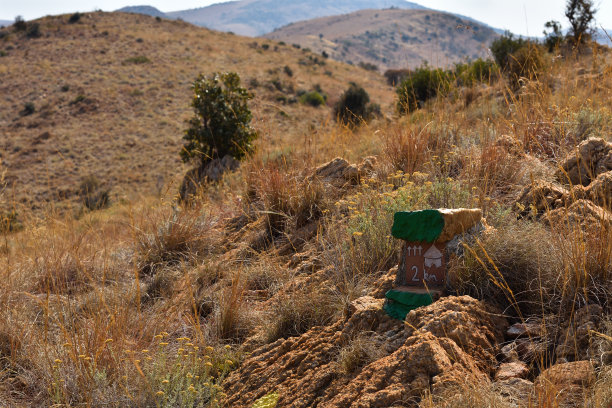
[179,155,240,200]
[544,199,612,229]
[313,157,360,188]
[370,266,397,299]
[223,296,507,407]
[557,137,612,186]
[507,320,545,338]
[587,171,612,208]
[502,338,548,364]
[403,296,508,375]
[494,378,534,407]
[534,361,595,407]
[312,156,378,189]
[556,304,604,362]
[515,182,569,217]
[495,361,529,381]
[437,208,483,242]
[495,135,525,157]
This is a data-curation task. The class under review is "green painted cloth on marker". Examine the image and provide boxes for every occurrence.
[391,209,444,242]
[383,289,434,320]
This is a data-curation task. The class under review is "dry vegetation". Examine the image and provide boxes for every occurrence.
[0,10,612,408]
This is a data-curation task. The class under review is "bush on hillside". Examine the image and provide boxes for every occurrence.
[396,66,452,113]
[490,31,527,69]
[333,83,379,127]
[181,72,257,165]
[543,20,563,52]
[506,43,548,90]
[78,175,110,210]
[454,58,499,86]
[299,91,326,107]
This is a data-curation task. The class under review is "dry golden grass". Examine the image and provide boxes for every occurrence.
[0,11,395,217]
[0,13,611,406]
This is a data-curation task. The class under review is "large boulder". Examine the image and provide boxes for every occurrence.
[223,296,507,407]
[557,137,612,186]
[586,171,612,208]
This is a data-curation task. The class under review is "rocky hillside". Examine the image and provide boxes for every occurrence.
[166,0,426,37]
[115,5,168,18]
[265,8,499,70]
[0,11,394,213]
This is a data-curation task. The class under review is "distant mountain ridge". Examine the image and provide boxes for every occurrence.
[0,19,12,27]
[116,5,168,18]
[265,8,499,70]
[166,0,426,37]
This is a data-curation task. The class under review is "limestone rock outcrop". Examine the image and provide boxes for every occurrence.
[223,296,507,407]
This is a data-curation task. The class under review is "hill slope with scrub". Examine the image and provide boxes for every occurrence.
[0,9,612,408]
[265,8,499,70]
[0,11,394,215]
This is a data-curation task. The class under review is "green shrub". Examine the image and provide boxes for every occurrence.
[25,23,40,39]
[396,66,452,113]
[21,102,35,116]
[122,55,150,65]
[455,58,498,86]
[299,91,325,107]
[181,72,257,164]
[506,43,548,89]
[543,20,563,52]
[68,12,82,24]
[78,175,110,210]
[283,65,293,77]
[490,31,526,69]
[13,16,26,32]
[333,83,378,127]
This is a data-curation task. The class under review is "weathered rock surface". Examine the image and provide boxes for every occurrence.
[555,304,605,362]
[557,137,612,186]
[495,361,529,381]
[534,361,595,407]
[223,296,507,407]
[312,157,378,189]
[438,208,483,242]
[586,171,612,208]
[544,198,612,229]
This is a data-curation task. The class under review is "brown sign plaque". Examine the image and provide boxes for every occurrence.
[398,241,447,288]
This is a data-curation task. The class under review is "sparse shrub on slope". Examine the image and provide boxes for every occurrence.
[78,175,110,210]
[299,90,326,107]
[505,43,548,90]
[181,72,257,166]
[396,65,452,113]
[490,31,527,70]
[333,83,379,127]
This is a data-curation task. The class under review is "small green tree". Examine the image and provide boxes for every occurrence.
[396,65,452,113]
[565,0,596,44]
[490,31,526,69]
[181,72,257,166]
[334,83,374,127]
[543,20,563,52]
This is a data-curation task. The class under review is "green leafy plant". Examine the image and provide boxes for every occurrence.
[543,20,563,52]
[181,72,257,165]
[333,83,378,127]
[396,66,452,113]
[490,31,526,69]
[565,0,596,44]
[299,91,326,107]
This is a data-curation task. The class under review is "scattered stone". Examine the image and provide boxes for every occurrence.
[556,304,604,362]
[507,320,545,339]
[586,171,612,208]
[514,182,569,217]
[557,137,612,186]
[495,361,529,381]
[534,360,595,407]
[313,157,359,188]
[494,378,534,407]
[495,134,525,157]
[544,199,612,229]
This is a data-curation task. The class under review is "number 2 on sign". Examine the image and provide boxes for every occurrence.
[411,266,420,282]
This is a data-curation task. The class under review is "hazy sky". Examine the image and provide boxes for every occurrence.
[1,0,611,37]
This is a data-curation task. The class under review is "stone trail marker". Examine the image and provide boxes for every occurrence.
[384,208,482,320]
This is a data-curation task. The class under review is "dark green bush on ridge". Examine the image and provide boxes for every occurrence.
[490,31,527,70]
[396,66,452,113]
[334,83,379,127]
[300,91,326,107]
[181,72,257,165]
